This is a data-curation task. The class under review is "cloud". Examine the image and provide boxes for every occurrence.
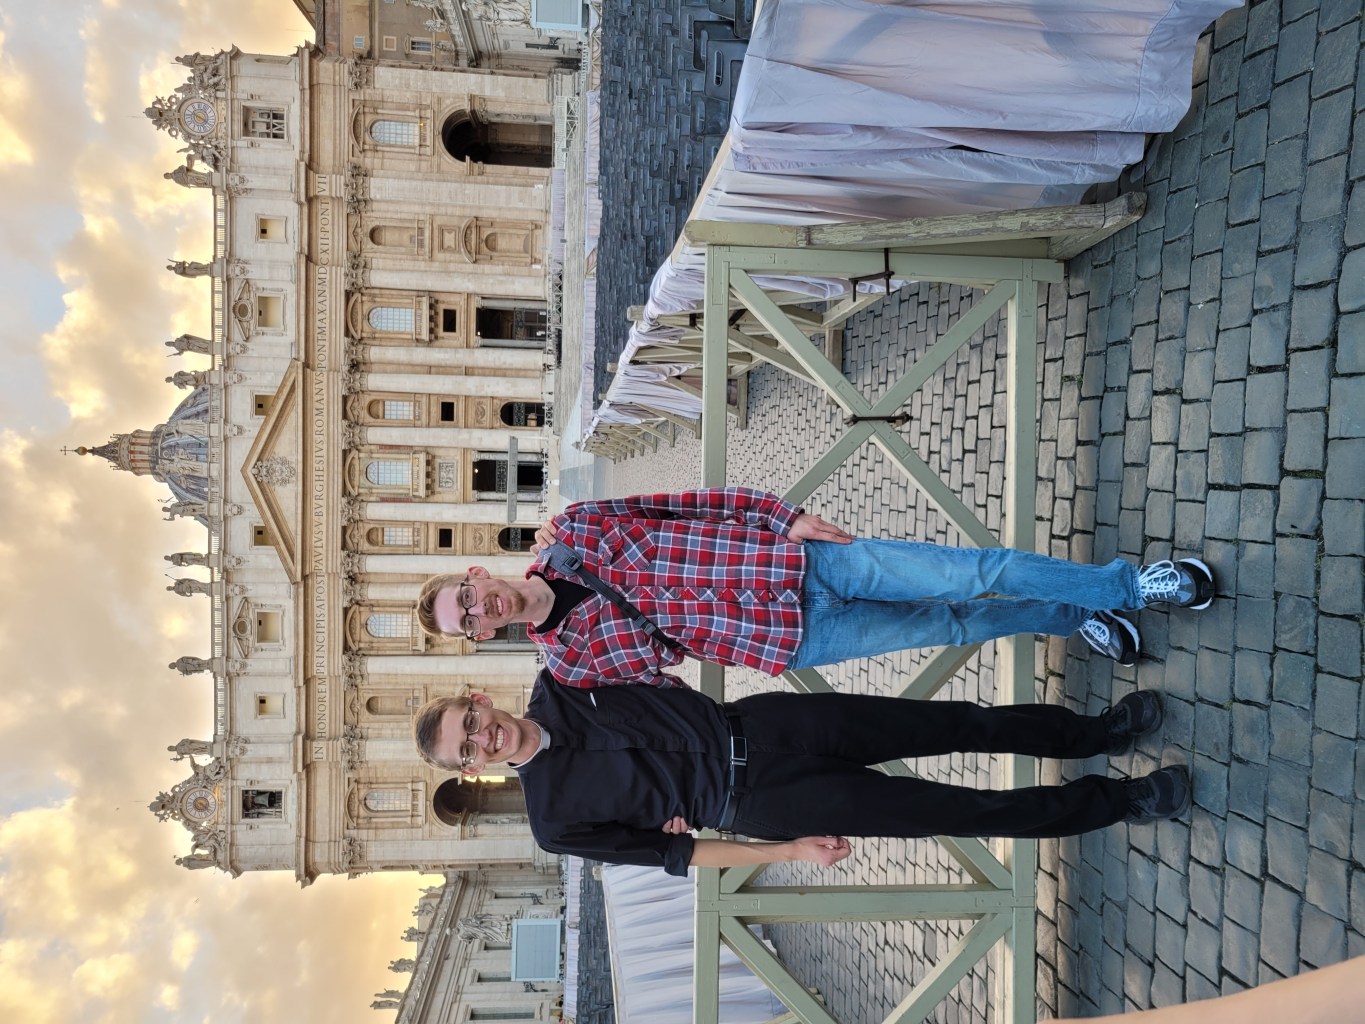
[0,4,439,1022]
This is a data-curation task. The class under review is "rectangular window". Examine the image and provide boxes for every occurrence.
[382,35,397,51]
[256,294,284,329]
[256,611,283,645]
[382,526,414,546]
[244,107,286,140]
[353,35,366,50]
[441,308,458,333]
[476,972,512,984]
[241,789,283,820]
[254,394,275,416]
[437,528,454,549]
[252,525,270,546]
[440,401,456,422]
[409,38,433,53]
[257,216,286,242]
[256,693,284,718]
[469,1012,535,1021]
[382,400,417,420]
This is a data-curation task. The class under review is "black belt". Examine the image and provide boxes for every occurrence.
[715,708,748,832]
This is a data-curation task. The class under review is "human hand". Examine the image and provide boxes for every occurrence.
[788,835,852,867]
[528,520,559,555]
[661,816,692,834]
[785,513,855,545]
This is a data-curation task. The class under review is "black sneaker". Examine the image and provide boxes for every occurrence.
[1137,558,1215,610]
[1101,690,1164,754]
[1124,766,1192,823]
[1079,611,1140,667]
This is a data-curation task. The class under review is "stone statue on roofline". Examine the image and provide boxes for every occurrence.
[387,959,415,973]
[169,656,210,676]
[166,551,209,568]
[168,738,214,759]
[167,577,212,597]
[165,164,213,189]
[167,259,212,278]
[166,369,207,390]
[162,498,208,520]
[166,333,213,355]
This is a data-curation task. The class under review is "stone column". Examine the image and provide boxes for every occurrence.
[365,346,542,371]
[362,554,533,575]
[365,502,542,526]
[365,372,542,400]
[364,425,549,451]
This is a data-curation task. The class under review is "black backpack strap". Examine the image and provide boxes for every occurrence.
[541,542,687,656]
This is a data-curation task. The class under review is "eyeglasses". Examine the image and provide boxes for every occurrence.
[458,706,481,768]
[455,577,480,638]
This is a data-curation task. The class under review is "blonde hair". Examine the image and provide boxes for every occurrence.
[416,573,465,638]
[412,689,472,770]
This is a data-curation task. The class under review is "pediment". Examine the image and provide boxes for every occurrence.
[240,361,304,582]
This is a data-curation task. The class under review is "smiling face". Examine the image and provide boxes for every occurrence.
[430,693,538,773]
[429,569,532,640]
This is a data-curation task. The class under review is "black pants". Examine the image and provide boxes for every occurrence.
[726,692,1130,841]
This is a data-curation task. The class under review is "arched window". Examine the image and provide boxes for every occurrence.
[364,789,410,813]
[367,612,411,639]
[366,694,416,717]
[382,400,417,420]
[365,460,411,488]
[368,306,415,333]
[499,402,545,427]
[371,120,419,146]
[497,527,533,552]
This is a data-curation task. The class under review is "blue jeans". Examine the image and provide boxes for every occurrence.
[788,539,1141,669]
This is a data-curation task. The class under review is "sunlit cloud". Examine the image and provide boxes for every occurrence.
[0,31,35,167]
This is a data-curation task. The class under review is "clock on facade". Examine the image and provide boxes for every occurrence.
[182,787,219,822]
[180,99,219,136]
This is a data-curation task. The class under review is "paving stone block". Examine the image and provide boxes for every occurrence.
[1241,428,1284,484]
[1308,88,1355,163]
[1158,288,1190,339]
[1300,903,1348,967]
[1219,271,1255,329]
[1319,557,1364,616]
[1287,347,1333,409]
[1317,615,1363,678]
[1322,499,1364,555]
[1305,846,1350,920]
[1309,789,1353,857]
[1274,535,1320,596]
[1326,438,1365,497]
[1295,218,1345,286]
[1249,307,1288,366]
[1266,758,1312,827]
[1258,191,1302,251]
[1222,867,1263,932]
[1261,135,1304,199]
[1204,488,1240,539]
[1266,813,1311,889]
[1267,77,1311,146]
[1274,14,1318,83]
[1184,913,1223,982]
[1276,476,1323,534]
[1276,593,1319,652]
[1234,594,1277,653]
[1222,221,1262,278]
[1312,23,1359,97]
[1302,155,1348,221]
[1155,861,1189,920]
[1326,374,1365,442]
[1192,755,1230,820]
[1252,248,1293,308]
[1178,401,1211,452]
[1246,371,1289,428]
[1270,699,1314,764]
[1283,410,1327,471]
[1187,859,1223,923]
[1289,285,1337,351]
[1225,813,1266,875]
[1260,882,1303,976]
[1239,48,1277,111]
[1232,647,1271,704]
[1232,106,1269,169]
[1318,0,1359,28]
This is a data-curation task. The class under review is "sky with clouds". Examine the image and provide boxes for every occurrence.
[0,3,429,1021]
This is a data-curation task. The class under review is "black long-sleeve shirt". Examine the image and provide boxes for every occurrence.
[515,671,731,876]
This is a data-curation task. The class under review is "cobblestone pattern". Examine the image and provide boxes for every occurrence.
[593,0,744,401]
[592,0,1364,1020]
[574,869,616,1024]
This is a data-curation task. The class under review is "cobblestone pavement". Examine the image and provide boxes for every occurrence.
[575,869,616,1024]
[594,0,744,400]
[589,1,1365,1020]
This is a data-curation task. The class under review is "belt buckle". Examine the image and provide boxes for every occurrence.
[730,734,747,767]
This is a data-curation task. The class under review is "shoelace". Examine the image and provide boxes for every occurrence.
[1079,616,1111,646]
[1137,560,1183,603]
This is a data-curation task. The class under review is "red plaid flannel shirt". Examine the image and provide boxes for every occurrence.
[527,488,808,687]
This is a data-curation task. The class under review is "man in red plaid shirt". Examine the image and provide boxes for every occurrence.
[417,487,1215,683]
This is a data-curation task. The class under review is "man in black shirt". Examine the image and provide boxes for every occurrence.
[413,671,1190,875]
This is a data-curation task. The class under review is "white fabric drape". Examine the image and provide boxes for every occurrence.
[585,0,1241,435]
[601,863,789,1023]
